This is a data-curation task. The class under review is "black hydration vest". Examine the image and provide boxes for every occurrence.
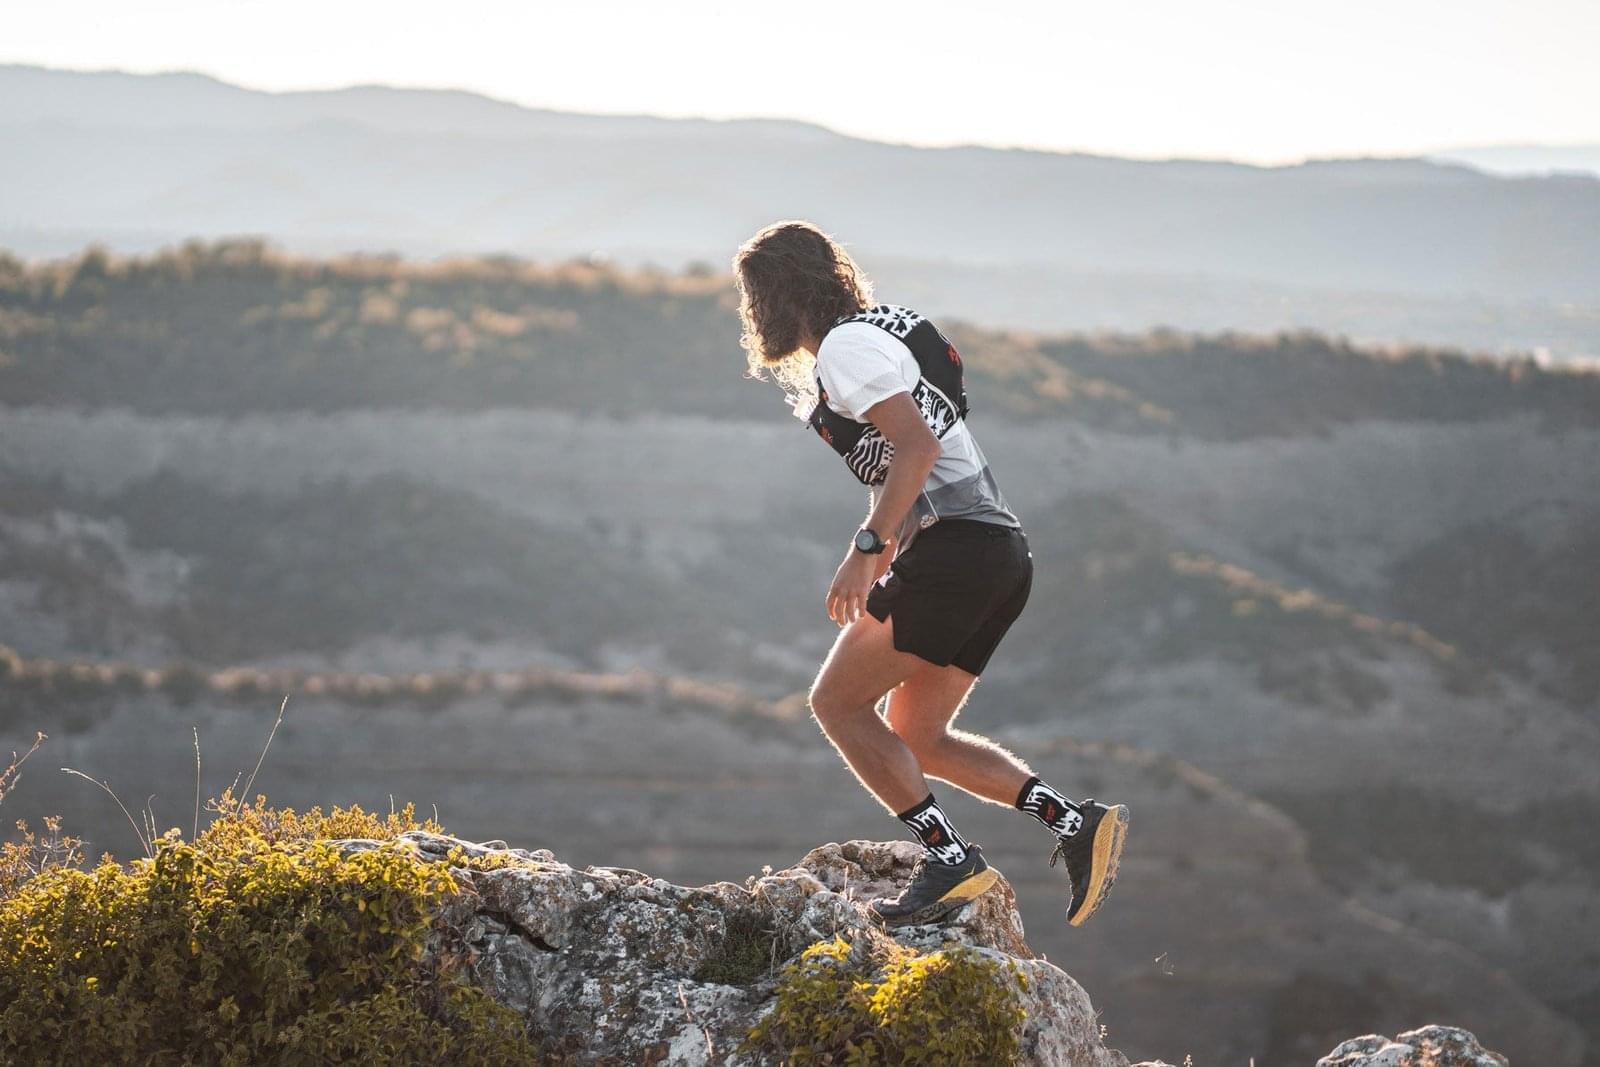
[806,305,969,486]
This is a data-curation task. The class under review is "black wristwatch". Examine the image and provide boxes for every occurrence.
[853,527,888,555]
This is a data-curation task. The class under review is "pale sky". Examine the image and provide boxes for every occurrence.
[5,0,1597,162]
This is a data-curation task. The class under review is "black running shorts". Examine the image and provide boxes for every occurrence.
[865,518,1033,676]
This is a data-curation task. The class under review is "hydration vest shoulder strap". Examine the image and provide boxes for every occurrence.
[827,305,969,419]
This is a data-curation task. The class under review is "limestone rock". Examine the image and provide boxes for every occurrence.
[373,832,1134,1066]
[1317,1025,1510,1067]
[326,833,1523,1067]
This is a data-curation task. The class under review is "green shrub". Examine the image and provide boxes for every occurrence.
[744,934,1027,1066]
[0,797,541,1065]
[693,908,779,986]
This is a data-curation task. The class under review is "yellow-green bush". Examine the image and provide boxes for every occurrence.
[745,934,1027,1066]
[0,796,541,1065]
[0,816,86,899]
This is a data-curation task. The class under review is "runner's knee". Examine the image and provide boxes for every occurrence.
[886,707,949,756]
[807,679,857,726]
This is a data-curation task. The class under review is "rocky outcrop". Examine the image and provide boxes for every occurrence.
[332,830,1518,1067]
[359,832,1141,1066]
[1317,1025,1510,1067]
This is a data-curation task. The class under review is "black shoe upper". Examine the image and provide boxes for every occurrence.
[870,845,988,920]
[1050,799,1112,921]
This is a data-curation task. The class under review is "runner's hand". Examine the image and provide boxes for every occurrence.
[827,549,879,627]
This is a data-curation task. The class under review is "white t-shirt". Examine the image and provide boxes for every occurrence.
[816,321,921,422]
[814,315,1019,551]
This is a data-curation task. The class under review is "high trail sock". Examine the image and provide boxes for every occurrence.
[1015,775,1085,838]
[895,793,972,866]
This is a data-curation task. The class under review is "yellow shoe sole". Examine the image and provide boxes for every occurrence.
[1068,804,1128,927]
[876,865,1001,927]
[937,866,999,905]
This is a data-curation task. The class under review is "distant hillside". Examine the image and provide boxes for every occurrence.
[2,242,1596,437]
[1434,144,1600,178]
[4,64,1599,362]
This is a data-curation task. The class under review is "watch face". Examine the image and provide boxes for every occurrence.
[855,529,876,552]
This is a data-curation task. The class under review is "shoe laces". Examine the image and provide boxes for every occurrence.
[1048,837,1068,869]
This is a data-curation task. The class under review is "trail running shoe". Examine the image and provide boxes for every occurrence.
[869,845,999,927]
[1051,799,1129,926]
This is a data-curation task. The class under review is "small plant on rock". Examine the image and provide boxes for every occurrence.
[744,932,1028,1066]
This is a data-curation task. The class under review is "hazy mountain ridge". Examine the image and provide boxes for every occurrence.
[0,63,844,143]
[1433,143,1600,177]
[5,65,1599,361]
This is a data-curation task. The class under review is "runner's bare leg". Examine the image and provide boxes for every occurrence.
[808,612,938,815]
[884,664,1036,806]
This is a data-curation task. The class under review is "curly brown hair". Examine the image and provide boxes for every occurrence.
[732,220,873,402]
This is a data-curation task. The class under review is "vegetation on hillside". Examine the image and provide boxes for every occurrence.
[103,471,676,664]
[998,493,1488,718]
[1034,329,1598,438]
[1,464,1507,724]
[0,639,782,735]
[1390,512,1600,707]
[2,241,1595,438]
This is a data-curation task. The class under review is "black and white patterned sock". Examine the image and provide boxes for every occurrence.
[895,793,972,866]
[1015,776,1085,838]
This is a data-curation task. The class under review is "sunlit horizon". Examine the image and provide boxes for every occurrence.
[6,0,1598,165]
[17,58,1600,169]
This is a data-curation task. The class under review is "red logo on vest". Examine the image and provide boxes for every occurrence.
[947,343,962,366]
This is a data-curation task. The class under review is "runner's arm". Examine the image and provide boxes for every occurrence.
[826,391,940,624]
[862,391,940,543]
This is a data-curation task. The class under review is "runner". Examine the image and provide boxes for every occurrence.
[732,220,1128,927]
